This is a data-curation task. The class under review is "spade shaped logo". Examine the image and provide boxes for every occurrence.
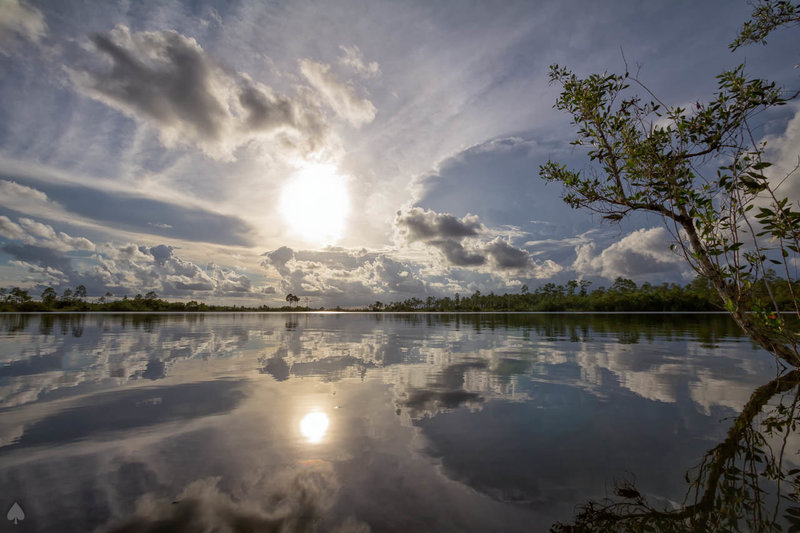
[6,502,24,525]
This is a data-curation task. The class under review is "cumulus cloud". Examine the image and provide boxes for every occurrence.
[299,59,377,127]
[0,180,60,216]
[0,216,26,241]
[433,239,486,267]
[572,227,687,280]
[764,104,800,204]
[394,207,553,275]
[0,0,46,53]
[484,238,529,269]
[262,246,427,305]
[207,262,252,294]
[264,245,296,277]
[69,25,329,159]
[0,215,94,252]
[92,243,264,297]
[395,207,484,243]
[0,216,263,298]
[338,45,380,78]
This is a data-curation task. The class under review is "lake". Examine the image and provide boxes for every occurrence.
[0,312,793,531]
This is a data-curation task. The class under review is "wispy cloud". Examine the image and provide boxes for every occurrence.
[299,58,377,127]
[0,0,46,53]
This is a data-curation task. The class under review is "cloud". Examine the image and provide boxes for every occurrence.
[0,0,46,53]
[764,104,800,204]
[299,59,377,127]
[262,246,428,305]
[0,217,262,298]
[0,175,256,247]
[338,45,381,78]
[263,246,296,277]
[0,180,61,217]
[572,227,687,280]
[95,243,261,296]
[484,238,529,269]
[207,262,253,294]
[394,207,555,276]
[148,244,173,266]
[395,207,484,242]
[69,25,329,159]
[3,243,77,278]
[0,216,26,241]
[0,215,94,252]
[432,239,486,267]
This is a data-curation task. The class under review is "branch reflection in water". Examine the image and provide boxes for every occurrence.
[553,370,800,532]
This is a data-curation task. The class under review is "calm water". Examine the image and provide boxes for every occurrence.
[0,313,787,531]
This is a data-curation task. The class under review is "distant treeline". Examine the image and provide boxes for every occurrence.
[372,275,799,312]
[1,274,797,313]
[0,286,309,313]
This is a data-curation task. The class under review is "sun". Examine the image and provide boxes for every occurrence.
[280,164,350,245]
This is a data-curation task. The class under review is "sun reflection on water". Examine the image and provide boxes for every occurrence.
[299,411,329,444]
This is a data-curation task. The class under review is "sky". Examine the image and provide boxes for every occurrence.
[0,0,798,307]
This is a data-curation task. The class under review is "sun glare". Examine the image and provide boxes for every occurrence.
[299,411,329,444]
[280,164,350,245]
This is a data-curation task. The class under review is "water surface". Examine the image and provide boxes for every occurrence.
[0,313,784,531]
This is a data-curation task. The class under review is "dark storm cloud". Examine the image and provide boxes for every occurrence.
[394,207,503,269]
[484,238,530,269]
[432,239,486,267]
[395,207,484,242]
[394,207,540,272]
[71,26,329,158]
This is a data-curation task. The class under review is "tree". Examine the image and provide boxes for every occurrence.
[285,293,299,307]
[547,2,800,530]
[9,287,31,304]
[60,288,73,305]
[540,2,800,367]
[41,287,57,306]
[730,0,800,50]
[74,285,87,302]
[611,277,637,294]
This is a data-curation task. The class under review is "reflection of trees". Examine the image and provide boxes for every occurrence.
[553,370,800,532]
[377,313,743,344]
